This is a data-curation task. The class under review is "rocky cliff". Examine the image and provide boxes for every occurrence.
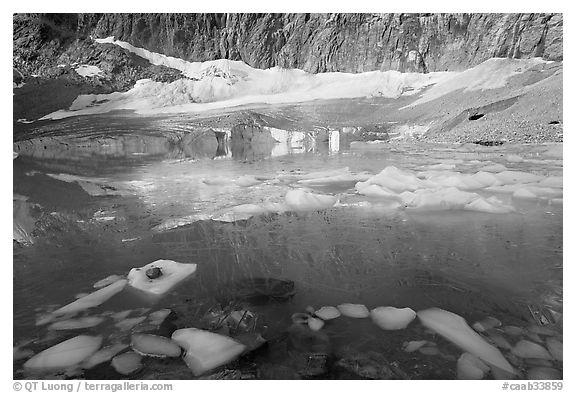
[15,13,562,76]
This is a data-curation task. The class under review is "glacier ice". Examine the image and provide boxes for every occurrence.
[127,259,197,296]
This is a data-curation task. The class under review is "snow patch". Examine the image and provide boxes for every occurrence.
[75,65,103,77]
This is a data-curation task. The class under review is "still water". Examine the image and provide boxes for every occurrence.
[13,111,562,379]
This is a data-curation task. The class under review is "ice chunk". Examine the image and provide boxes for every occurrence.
[24,335,102,371]
[48,316,104,331]
[148,309,172,326]
[511,340,552,360]
[202,176,230,186]
[82,344,128,369]
[495,171,544,185]
[505,154,524,163]
[356,184,401,199]
[513,188,539,199]
[356,166,427,194]
[457,352,490,379]
[52,279,127,316]
[127,259,197,296]
[111,352,142,375]
[337,304,370,318]
[93,274,123,289]
[75,65,103,77]
[479,163,508,173]
[538,176,562,188]
[545,338,562,362]
[171,328,246,376]
[370,306,416,330]
[465,197,515,214]
[115,317,146,332]
[472,316,502,332]
[307,318,325,331]
[131,334,181,358]
[14,347,35,361]
[314,306,341,320]
[417,308,515,375]
[402,340,428,352]
[111,310,132,321]
[234,175,262,187]
[285,189,338,211]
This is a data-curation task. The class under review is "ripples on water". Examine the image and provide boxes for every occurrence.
[13,112,562,379]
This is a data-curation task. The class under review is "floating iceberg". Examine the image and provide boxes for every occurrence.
[127,259,197,296]
[337,304,370,318]
[52,279,127,316]
[171,328,246,376]
[24,335,102,371]
[131,334,181,358]
[457,352,490,379]
[417,308,515,376]
[111,352,142,375]
[314,306,341,320]
[48,316,104,331]
[82,344,127,369]
[370,306,416,330]
[285,189,338,211]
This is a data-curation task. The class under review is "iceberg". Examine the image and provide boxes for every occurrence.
[131,334,181,358]
[457,352,490,379]
[314,306,341,320]
[82,344,128,369]
[24,335,102,371]
[417,308,515,376]
[511,340,553,360]
[52,279,127,316]
[127,259,197,296]
[337,303,370,318]
[111,352,142,375]
[285,189,338,211]
[171,328,246,376]
[370,306,416,330]
[48,316,104,331]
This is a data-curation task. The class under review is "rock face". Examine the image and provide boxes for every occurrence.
[14,13,562,77]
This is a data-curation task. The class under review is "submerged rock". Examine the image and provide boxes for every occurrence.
[111,352,143,375]
[24,335,102,371]
[171,328,246,376]
[457,352,490,379]
[220,277,295,304]
[131,334,181,358]
[417,308,515,376]
[127,259,197,296]
[370,306,416,330]
[511,340,552,360]
[526,367,562,380]
[337,304,370,318]
[314,306,341,320]
[336,351,405,379]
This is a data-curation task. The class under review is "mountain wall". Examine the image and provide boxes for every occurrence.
[15,13,563,75]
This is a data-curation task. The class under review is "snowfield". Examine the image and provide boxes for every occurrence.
[40,37,551,120]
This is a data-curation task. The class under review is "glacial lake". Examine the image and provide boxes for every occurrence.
[13,110,563,379]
